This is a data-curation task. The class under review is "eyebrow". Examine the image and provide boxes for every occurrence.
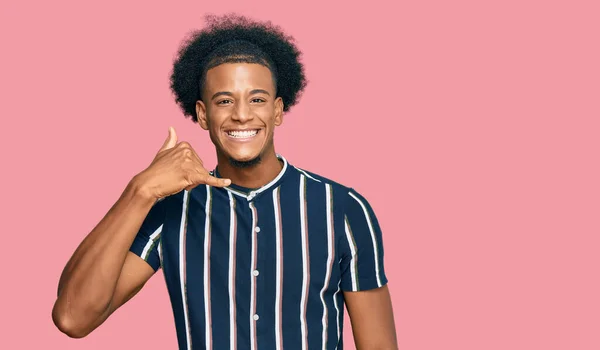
[211,89,271,100]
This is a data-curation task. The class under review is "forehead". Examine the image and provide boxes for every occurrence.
[204,63,275,93]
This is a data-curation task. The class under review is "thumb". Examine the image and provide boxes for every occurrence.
[158,126,178,152]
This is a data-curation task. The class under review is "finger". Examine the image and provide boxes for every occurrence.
[158,126,178,152]
[183,177,228,190]
[192,172,231,188]
[204,175,232,188]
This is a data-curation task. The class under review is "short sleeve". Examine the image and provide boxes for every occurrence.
[129,198,166,272]
[339,188,388,292]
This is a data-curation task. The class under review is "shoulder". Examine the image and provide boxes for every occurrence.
[291,164,349,192]
[290,164,372,208]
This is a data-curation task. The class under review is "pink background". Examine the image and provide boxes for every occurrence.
[1,0,599,349]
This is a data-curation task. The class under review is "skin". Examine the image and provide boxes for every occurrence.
[345,285,398,349]
[52,62,397,349]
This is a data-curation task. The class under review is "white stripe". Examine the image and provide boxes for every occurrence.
[141,224,163,260]
[294,166,322,183]
[344,218,358,291]
[249,202,258,350]
[333,281,341,350]
[228,192,237,350]
[158,242,163,267]
[178,190,192,350]
[349,192,382,287]
[273,187,283,350]
[299,175,309,350]
[320,184,334,349]
[204,185,212,349]
[250,154,288,197]
[224,186,248,199]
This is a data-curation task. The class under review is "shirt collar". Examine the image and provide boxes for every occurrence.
[213,154,290,201]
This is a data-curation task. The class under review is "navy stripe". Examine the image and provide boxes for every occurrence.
[185,187,209,348]
[253,188,277,347]
[209,188,231,349]
[279,172,304,349]
[234,197,252,347]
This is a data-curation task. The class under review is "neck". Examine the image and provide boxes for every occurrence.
[216,150,283,189]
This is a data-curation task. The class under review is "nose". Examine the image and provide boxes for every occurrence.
[231,100,254,123]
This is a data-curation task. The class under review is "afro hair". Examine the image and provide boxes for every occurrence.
[170,14,307,122]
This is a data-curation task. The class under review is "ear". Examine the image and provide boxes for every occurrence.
[274,97,284,126]
[196,100,209,130]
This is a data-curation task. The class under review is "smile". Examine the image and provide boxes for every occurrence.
[226,129,259,138]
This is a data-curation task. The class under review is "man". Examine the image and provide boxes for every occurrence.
[52,14,397,349]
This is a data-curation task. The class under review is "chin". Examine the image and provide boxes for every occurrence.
[228,154,262,168]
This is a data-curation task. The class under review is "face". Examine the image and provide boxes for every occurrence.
[196,63,283,166]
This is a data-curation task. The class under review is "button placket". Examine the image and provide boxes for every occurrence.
[248,200,262,335]
[249,199,268,338]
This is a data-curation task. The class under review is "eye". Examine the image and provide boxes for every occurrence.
[217,99,233,105]
[251,98,266,103]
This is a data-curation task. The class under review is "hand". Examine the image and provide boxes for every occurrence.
[134,127,231,200]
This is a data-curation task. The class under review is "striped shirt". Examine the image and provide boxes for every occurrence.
[130,155,387,350]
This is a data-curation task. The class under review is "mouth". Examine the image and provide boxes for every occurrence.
[225,129,260,140]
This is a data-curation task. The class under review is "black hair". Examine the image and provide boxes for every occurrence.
[170,14,307,122]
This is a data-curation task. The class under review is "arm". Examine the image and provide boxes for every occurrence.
[345,285,398,349]
[339,188,397,348]
[52,181,158,338]
[52,127,230,338]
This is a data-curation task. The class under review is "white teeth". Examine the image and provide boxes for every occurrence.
[227,130,258,138]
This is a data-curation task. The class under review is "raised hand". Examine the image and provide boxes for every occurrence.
[135,127,231,200]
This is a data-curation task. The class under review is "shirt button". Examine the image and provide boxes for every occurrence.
[255,226,261,233]
[253,314,260,321]
[252,270,259,277]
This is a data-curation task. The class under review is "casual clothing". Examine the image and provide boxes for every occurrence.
[130,155,387,350]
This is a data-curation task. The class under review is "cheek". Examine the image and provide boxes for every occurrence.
[205,109,227,131]
[257,105,277,124]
